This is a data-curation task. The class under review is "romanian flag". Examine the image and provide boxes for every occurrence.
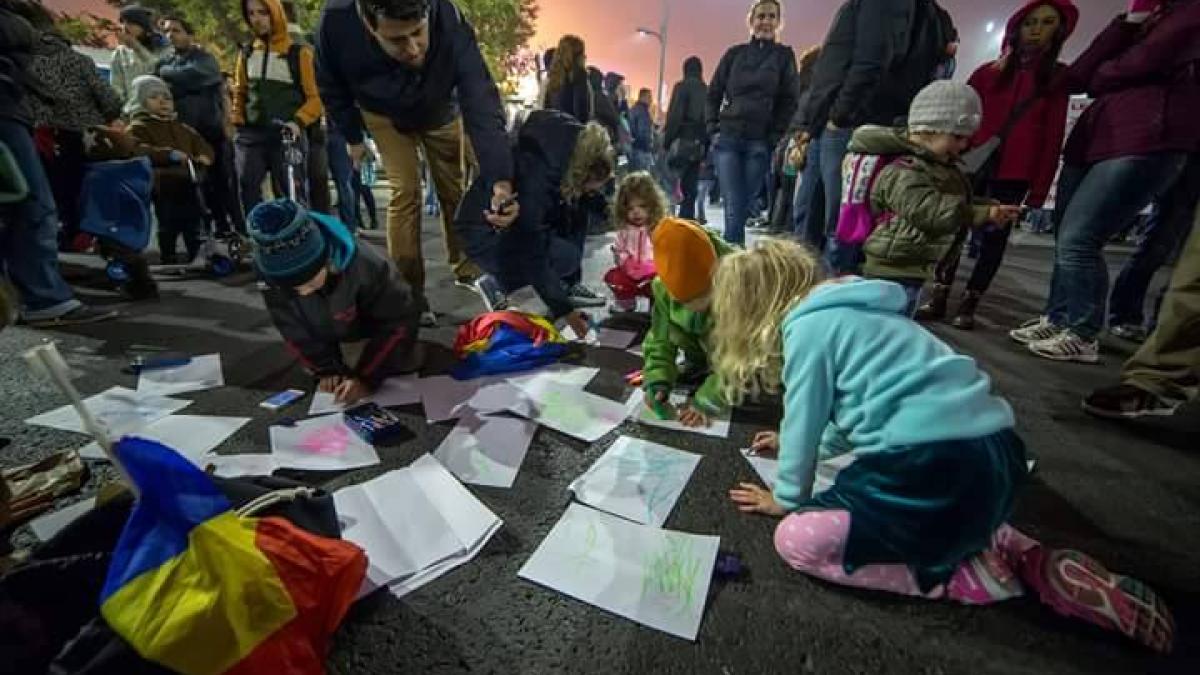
[99,437,366,675]
[452,310,569,379]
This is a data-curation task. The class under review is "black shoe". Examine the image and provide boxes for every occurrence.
[915,284,950,321]
[455,273,479,290]
[473,274,508,312]
[950,291,981,330]
[23,305,119,328]
[1082,384,1183,420]
[567,283,606,308]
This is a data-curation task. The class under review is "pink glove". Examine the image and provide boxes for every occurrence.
[1127,0,1161,22]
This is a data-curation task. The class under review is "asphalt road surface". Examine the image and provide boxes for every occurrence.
[2,218,1197,674]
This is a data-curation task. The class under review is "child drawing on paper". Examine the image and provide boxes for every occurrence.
[712,239,1174,652]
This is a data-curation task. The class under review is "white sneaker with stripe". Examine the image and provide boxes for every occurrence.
[1027,331,1100,364]
[1009,316,1063,345]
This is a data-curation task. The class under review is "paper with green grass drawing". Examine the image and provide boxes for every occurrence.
[568,436,701,526]
[518,503,719,640]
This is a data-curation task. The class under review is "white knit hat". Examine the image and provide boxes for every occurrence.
[907,80,982,137]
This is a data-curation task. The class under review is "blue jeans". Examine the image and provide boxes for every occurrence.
[714,134,770,245]
[326,125,357,228]
[0,119,80,319]
[1045,153,1188,340]
[815,127,857,273]
[1108,156,1200,328]
[793,140,825,248]
[696,179,714,223]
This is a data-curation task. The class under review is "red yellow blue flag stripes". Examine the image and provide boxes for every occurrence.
[452,310,569,379]
[99,437,365,674]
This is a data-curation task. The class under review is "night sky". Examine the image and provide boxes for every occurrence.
[47,0,1127,97]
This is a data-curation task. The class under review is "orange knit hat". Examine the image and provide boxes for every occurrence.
[651,217,717,302]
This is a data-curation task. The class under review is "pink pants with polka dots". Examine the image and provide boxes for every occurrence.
[773,509,1038,604]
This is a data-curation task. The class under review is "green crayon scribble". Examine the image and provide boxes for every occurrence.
[641,535,701,614]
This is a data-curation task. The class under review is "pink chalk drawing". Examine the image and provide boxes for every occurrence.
[299,424,351,456]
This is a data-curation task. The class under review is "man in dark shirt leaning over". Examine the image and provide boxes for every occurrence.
[315,0,517,327]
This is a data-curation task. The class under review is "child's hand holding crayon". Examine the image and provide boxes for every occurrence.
[748,430,780,458]
[334,378,369,405]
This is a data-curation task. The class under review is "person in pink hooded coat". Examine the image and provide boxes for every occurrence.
[920,0,1078,330]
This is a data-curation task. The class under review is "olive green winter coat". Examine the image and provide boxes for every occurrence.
[851,125,992,280]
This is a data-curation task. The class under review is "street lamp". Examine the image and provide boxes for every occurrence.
[635,0,669,111]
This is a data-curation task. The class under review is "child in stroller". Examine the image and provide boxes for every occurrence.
[125,76,214,265]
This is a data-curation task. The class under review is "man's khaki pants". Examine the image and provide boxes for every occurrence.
[1123,204,1200,403]
[361,111,479,304]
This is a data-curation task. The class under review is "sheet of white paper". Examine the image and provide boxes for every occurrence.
[29,497,96,541]
[308,391,344,416]
[509,378,630,442]
[569,436,701,527]
[371,375,421,407]
[626,389,732,439]
[204,453,279,478]
[433,412,538,488]
[561,326,639,349]
[25,386,192,436]
[79,415,250,464]
[740,449,856,494]
[135,354,224,396]
[269,414,381,471]
[335,469,465,591]
[508,364,600,390]
[418,375,489,422]
[519,503,719,641]
[308,375,423,417]
[388,454,504,599]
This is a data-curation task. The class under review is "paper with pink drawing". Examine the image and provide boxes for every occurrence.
[269,414,381,471]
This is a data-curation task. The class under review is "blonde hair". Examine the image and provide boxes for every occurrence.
[613,171,668,231]
[562,122,615,202]
[711,238,824,406]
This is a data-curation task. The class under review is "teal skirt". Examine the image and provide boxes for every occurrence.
[806,429,1027,593]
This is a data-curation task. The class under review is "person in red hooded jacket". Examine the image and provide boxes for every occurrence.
[919,0,1077,329]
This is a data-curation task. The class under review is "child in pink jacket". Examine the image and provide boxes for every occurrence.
[604,171,668,311]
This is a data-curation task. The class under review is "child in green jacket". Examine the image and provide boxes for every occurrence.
[851,81,1021,316]
[641,217,736,427]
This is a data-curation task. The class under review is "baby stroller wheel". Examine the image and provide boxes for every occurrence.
[209,255,235,278]
[106,260,132,284]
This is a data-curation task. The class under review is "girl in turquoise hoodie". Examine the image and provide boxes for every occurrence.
[712,239,1174,652]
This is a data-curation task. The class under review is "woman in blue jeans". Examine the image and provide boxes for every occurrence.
[1010,1,1200,363]
[705,0,798,246]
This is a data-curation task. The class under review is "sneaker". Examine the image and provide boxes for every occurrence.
[472,274,508,312]
[1009,316,1063,345]
[609,298,637,313]
[567,283,606,308]
[420,311,438,328]
[1083,384,1183,420]
[1109,324,1148,343]
[1019,547,1175,653]
[1028,331,1100,364]
[23,305,119,328]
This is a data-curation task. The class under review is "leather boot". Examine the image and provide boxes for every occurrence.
[951,291,982,330]
[915,284,950,321]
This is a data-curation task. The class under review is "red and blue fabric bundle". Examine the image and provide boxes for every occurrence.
[98,437,366,674]
[452,310,569,379]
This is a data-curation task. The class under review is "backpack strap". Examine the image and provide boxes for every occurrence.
[284,43,306,101]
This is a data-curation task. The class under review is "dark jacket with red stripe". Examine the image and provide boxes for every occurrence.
[262,214,419,387]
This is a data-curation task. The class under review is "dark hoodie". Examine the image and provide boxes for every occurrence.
[664,56,707,149]
[262,212,420,387]
[315,0,513,187]
[966,0,1076,207]
[588,67,621,141]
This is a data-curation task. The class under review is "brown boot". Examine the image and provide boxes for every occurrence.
[951,291,982,330]
[915,284,951,321]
